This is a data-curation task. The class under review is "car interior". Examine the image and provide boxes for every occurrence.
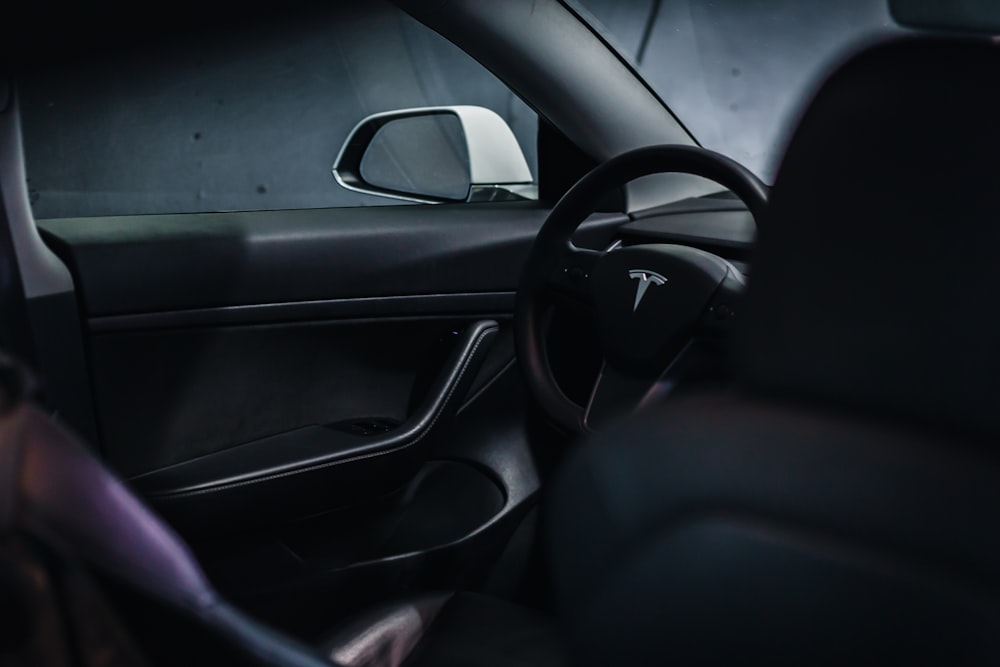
[2,0,1000,665]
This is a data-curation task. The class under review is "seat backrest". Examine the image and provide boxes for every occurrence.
[549,36,1000,666]
[739,36,1000,439]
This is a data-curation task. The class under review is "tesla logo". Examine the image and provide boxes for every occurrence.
[628,269,667,311]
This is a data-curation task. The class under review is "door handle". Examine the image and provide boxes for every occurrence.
[129,320,500,529]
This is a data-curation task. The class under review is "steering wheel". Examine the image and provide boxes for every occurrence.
[514,145,768,434]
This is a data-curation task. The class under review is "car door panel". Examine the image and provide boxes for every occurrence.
[35,200,621,609]
[86,317,489,478]
[124,319,499,532]
[37,204,601,490]
[37,203,553,316]
[36,203,623,483]
[196,361,541,633]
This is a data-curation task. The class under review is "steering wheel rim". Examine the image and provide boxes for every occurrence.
[514,144,769,435]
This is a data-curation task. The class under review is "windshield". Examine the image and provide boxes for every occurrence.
[571,0,902,183]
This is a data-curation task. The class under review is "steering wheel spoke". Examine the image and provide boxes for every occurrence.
[543,245,601,309]
[583,363,667,431]
[583,338,704,430]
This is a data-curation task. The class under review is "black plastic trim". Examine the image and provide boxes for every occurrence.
[38,205,628,319]
[0,88,98,443]
[619,209,756,261]
[89,292,515,332]
[36,204,553,317]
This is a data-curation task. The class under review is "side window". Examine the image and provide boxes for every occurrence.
[571,0,898,183]
[18,1,538,219]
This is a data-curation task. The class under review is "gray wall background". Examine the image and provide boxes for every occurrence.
[20,0,900,220]
[19,1,538,218]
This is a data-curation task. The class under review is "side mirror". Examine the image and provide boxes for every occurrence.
[333,105,536,204]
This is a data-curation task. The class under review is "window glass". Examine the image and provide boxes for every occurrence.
[19,1,537,218]
[573,0,901,183]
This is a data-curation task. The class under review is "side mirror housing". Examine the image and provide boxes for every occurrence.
[333,105,536,204]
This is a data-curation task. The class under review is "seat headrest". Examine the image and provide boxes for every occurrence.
[738,37,1000,439]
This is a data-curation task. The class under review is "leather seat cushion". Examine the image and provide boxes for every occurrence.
[320,592,564,667]
[546,391,1000,665]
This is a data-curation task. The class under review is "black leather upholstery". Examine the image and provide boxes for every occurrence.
[549,394,1000,664]
[739,36,1000,439]
[548,36,1000,665]
[322,594,454,667]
